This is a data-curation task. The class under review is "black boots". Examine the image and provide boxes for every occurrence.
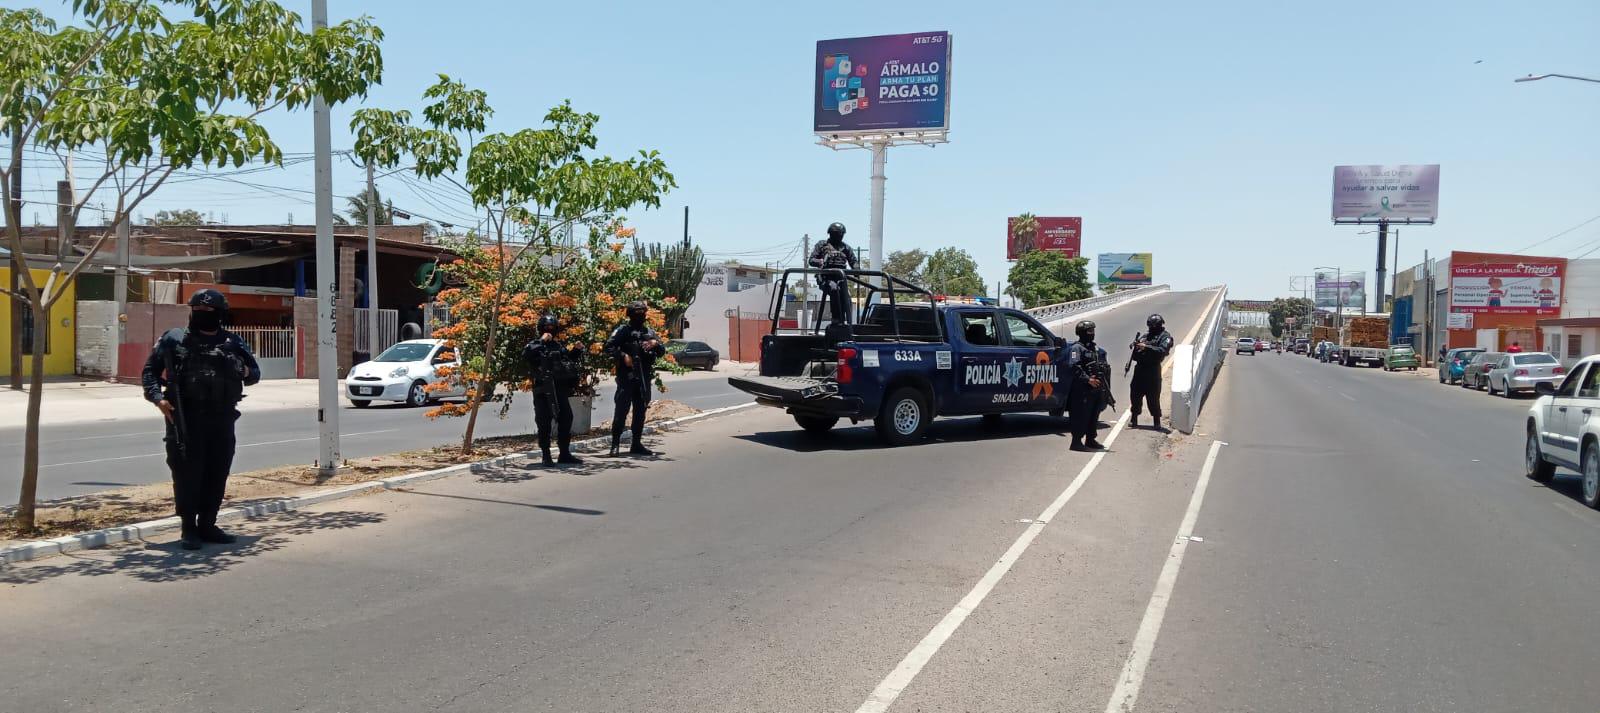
[1071,436,1105,452]
[558,450,582,464]
[542,449,556,467]
[629,443,655,456]
[608,435,621,457]
[197,524,236,544]
[179,515,202,550]
[180,515,235,548]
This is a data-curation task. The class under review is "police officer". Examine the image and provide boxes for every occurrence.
[808,222,858,324]
[141,289,260,550]
[523,313,584,466]
[1066,319,1109,451]
[1129,313,1175,430]
[605,301,667,456]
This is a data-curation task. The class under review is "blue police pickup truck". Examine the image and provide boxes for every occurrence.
[729,269,1080,446]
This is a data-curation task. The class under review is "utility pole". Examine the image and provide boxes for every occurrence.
[1392,227,1401,311]
[8,157,22,390]
[311,0,341,477]
[365,160,379,357]
[1423,249,1432,364]
[112,218,129,381]
[682,205,690,248]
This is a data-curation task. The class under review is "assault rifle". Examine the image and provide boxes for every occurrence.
[162,340,189,458]
[1124,331,1143,376]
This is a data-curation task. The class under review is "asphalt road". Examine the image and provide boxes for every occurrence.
[18,294,1595,712]
[0,373,752,504]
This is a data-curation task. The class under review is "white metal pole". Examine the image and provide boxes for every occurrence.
[113,217,129,380]
[366,161,379,356]
[868,141,887,274]
[312,0,341,476]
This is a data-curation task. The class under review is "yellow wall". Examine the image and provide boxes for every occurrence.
[0,267,77,377]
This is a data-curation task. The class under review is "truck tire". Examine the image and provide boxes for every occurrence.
[794,414,838,435]
[875,387,931,446]
[1526,425,1556,483]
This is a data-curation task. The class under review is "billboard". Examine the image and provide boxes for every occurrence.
[1314,271,1366,310]
[814,32,951,134]
[1098,253,1153,287]
[1006,216,1081,260]
[1448,251,1565,316]
[1332,164,1441,224]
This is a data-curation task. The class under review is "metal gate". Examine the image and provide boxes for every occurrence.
[231,327,297,379]
[354,308,400,354]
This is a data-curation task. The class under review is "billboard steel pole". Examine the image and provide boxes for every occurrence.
[1375,219,1388,313]
[869,142,886,274]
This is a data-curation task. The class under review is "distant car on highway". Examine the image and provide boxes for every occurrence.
[1383,345,1420,371]
[1486,351,1564,397]
[1293,338,1309,354]
[1324,344,1344,363]
[1524,354,1600,508]
[1460,351,1503,391]
[1440,347,1485,384]
[666,340,720,370]
[344,339,464,408]
[1255,340,1267,352]
[1235,337,1257,355]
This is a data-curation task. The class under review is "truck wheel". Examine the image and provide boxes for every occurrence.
[1526,426,1556,483]
[794,414,838,435]
[875,387,930,446]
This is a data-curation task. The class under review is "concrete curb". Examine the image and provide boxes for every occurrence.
[0,401,760,566]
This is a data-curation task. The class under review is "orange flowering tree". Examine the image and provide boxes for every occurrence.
[354,78,674,453]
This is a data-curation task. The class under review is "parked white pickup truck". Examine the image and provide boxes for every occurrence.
[1340,345,1386,368]
[1524,354,1600,508]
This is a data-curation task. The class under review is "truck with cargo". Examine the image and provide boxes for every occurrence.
[1339,315,1391,367]
[728,269,1096,446]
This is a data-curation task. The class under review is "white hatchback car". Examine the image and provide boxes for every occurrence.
[344,339,465,408]
[1525,354,1600,508]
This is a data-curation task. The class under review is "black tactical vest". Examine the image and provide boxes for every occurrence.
[176,333,244,411]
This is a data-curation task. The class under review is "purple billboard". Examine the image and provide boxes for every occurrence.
[814,32,951,134]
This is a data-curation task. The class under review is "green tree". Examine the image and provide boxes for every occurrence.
[351,77,674,454]
[1007,251,1092,309]
[634,241,706,336]
[149,208,206,226]
[1268,297,1315,338]
[0,0,383,531]
[883,248,926,285]
[1010,212,1039,257]
[924,246,986,296]
[343,186,393,225]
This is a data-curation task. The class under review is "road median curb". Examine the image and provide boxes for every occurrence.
[0,401,759,566]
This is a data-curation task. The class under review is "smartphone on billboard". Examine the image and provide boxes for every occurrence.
[821,53,849,110]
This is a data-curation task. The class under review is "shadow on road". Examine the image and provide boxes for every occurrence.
[734,414,1073,453]
[0,510,386,587]
[1542,474,1599,512]
[391,488,605,516]
[470,450,661,483]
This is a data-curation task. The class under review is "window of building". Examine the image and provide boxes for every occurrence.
[19,307,49,355]
[1568,333,1583,360]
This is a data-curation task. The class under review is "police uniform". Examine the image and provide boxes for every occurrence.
[523,320,584,465]
[1066,322,1109,451]
[605,309,667,456]
[140,290,260,549]
[1129,317,1174,428]
[809,222,858,324]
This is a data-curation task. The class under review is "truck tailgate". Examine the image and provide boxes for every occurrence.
[728,375,838,402]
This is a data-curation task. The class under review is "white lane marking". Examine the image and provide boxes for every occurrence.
[42,429,399,467]
[1338,392,1357,402]
[0,430,167,448]
[855,411,1133,713]
[1103,439,1226,713]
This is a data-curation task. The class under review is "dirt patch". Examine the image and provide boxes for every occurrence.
[1,399,701,546]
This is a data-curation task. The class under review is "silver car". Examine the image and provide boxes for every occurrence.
[1460,351,1503,391]
[1486,351,1566,397]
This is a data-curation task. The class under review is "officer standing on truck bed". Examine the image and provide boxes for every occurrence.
[141,289,261,550]
[523,313,584,466]
[1129,313,1174,430]
[605,300,667,456]
[1066,319,1109,451]
[808,222,858,324]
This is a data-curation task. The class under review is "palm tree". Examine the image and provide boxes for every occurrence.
[1011,212,1039,257]
[345,187,394,226]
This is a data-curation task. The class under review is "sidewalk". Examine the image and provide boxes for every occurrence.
[0,363,754,430]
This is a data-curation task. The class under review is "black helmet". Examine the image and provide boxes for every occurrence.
[188,288,229,311]
[626,300,648,320]
[1147,313,1165,329]
[826,222,846,239]
[537,313,561,335]
[1075,319,1096,340]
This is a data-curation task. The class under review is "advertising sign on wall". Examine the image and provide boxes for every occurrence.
[1097,253,1153,287]
[1446,312,1473,330]
[1314,271,1366,310]
[814,32,951,134]
[1448,251,1565,315]
[1005,216,1081,260]
[1331,164,1441,224]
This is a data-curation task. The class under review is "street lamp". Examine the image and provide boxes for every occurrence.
[1515,73,1600,84]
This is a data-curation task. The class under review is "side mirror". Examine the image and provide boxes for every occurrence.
[1535,382,1556,396]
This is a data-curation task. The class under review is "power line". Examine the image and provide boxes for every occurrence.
[1512,213,1600,254]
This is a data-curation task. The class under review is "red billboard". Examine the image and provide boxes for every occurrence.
[1007,216,1081,260]
[1449,251,1566,316]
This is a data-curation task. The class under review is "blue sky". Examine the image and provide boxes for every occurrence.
[15,0,1600,304]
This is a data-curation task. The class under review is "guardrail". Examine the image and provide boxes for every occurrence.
[1170,286,1228,433]
[1026,284,1171,326]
